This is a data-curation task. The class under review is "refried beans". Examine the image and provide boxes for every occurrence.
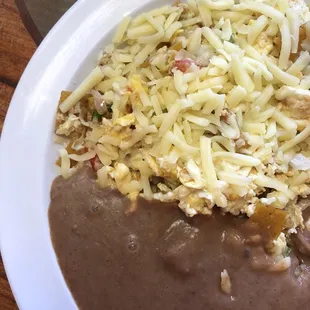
[49,167,310,310]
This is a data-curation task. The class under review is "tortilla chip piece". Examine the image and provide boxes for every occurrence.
[250,203,287,239]
[59,91,72,104]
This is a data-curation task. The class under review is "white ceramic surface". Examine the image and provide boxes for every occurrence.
[0,0,168,308]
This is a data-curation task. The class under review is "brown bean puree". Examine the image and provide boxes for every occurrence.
[49,167,310,310]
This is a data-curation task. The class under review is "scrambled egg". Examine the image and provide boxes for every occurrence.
[276,86,310,119]
[255,32,274,55]
[285,203,305,229]
[56,114,82,136]
[289,0,310,24]
[114,113,135,126]
[153,185,214,217]
[268,232,288,257]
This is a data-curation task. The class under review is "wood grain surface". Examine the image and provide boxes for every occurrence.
[0,0,37,308]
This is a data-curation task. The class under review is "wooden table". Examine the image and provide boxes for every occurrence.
[0,2,36,308]
[0,0,73,308]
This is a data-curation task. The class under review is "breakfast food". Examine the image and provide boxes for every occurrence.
[50,0,310,308]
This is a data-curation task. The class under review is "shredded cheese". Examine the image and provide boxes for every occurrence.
[59,67,104,113]
[54,0,310,231]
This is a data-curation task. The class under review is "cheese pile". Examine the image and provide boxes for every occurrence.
[56,0,310,233]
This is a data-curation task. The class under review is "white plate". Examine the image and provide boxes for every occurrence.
[0,0,168,308]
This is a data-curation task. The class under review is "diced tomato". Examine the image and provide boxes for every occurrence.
[220,109,230,123]
[90,155,100,171]
[173,58,195,73]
